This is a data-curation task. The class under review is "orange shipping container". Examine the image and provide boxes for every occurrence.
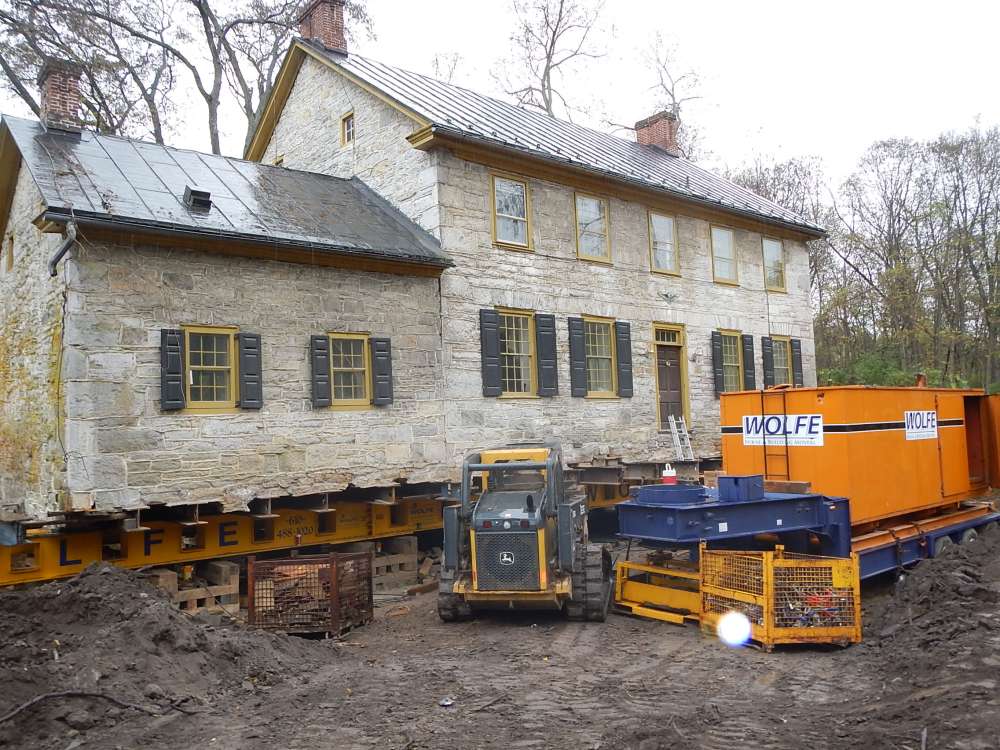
[720,386,993,528]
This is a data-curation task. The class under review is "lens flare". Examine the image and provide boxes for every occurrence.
[716,611,751,647]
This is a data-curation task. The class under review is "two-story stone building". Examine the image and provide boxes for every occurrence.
[0,0,823,530]
[249,0,823,465]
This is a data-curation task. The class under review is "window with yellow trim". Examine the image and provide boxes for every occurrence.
[584,318,616,395]
[575,194,610,262]
[492,176,529,248]
[4,235,12,272]
[720,330,743,392]
[329,333,371,406]
[649,212,678,274]
[772,336,792,385]
[184,326,237,409]
[763,237,785,291]
[498,311,535,395]
[711,226,738,283]
[341,112,355,145]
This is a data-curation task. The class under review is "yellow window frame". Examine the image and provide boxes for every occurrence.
[652,323,690,429]
[340,111,355,146]
[328,332,373,410]
[497,308,538,398]
[490,174,532,251]
[182,324,238,412]
[770,335,793,386]
[4,235,12,272]
[574,193,611,264]
[582,315,617,398]
[711,225,739,285]
[763,236,786,292]
[648,211,680,276]
[719,328,744,393]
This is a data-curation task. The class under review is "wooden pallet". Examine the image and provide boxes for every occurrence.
[340,536,418,592]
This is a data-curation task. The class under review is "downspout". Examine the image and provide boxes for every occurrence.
[47,220,77,277]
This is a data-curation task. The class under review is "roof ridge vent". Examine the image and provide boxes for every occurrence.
[183,185,212,210]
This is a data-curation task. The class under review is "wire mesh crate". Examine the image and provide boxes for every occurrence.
[700,545,861,649]
[247,552,373,636]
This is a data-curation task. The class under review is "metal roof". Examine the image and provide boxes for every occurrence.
[2,115,450,267]
[307,41,824,237]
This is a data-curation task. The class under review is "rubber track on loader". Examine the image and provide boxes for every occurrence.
[438,592,472,622]
[567,544,611,622]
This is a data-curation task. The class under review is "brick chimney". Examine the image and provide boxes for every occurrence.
[635,110,680,156]
[298,0,347,53]
[38,59,83,133]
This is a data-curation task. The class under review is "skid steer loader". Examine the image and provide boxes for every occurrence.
[437,442,612,622]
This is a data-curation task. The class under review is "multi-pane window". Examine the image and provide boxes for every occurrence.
[649,212,678,274]
[185,327,236,408]
[493,176,529,248]
[498,312,534,395]
[575,194,610,262]
[711,226,738,283]
[584,319,615,394]
[341,112,355,145]
[330,334,370,405]
[772,336,792,385]
[720,331,743,393]
[655,327,680,345]
[763,237,785,291]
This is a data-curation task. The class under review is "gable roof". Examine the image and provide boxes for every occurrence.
[269,40,823,238]
[0,114,450,270]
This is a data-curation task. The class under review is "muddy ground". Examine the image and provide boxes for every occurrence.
[2,526,999,750]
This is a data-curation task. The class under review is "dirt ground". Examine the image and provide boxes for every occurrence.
[2,526,999,750]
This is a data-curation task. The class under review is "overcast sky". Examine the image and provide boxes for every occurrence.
[5,0,998,187]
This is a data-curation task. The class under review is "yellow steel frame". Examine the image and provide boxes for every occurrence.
[614,559,701,625]
[0,497,443,587]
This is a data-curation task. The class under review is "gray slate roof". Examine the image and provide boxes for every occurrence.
[2,115,449,267]
[308,42,823,237]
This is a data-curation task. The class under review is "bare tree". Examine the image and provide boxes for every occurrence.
[497,0,603,120]
[0,0,178,142]
[645,33,702,159]
[431,51,461,84]
[0,0,371,153]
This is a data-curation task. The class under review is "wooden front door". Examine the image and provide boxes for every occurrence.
[656,344,683,424]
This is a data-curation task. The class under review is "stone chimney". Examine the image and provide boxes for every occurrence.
[298,0,347,53]
[38,60,83,133]
[635,110,680,156]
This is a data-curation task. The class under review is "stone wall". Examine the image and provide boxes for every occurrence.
[261,54,817,467]
[262,57,440,236]
[58,239,447,514]
[435,152,816,464]
[0,165,67,519]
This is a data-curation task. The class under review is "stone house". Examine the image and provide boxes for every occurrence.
[247,1,824,464]
[0,64,451,522]
[0,0,823,528]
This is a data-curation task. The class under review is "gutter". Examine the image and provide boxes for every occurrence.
[39,210,454,270]
[419,126,828,240]
[47,220,77,277]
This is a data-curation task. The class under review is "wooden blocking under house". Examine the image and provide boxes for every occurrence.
[146,559,240,614]
[339,535,418,593]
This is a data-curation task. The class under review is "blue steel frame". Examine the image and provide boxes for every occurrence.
[616,485,1000,579]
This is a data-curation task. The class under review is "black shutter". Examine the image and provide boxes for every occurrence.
[614,321,633,398]
[568,317,587,397]
[160,328,185,411]
[479,309,502,397]
[790,338,804,387]
[741,334,756,391]
[534,314,558,396]
[237,332,263,409]
[710,330,724,397]
[370,337,393,405]
[310,335,331,408]
[762,336,775,388]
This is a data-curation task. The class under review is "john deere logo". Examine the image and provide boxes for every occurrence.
[499,551,515,566]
